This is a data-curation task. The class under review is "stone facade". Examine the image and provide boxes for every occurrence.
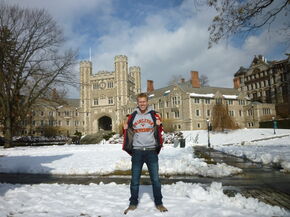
[10,55,278,137]
[139,80,275,130]
[79,55,273,133]
[80,55,141,134]
[19,99,84,136]
[233,54,290,117]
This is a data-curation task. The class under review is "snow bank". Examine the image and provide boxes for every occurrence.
[215,135,290,172]
[182,128,290,146]
[1,129,289,176]
[0,144,241,177]
[116,147,242,177]
[0,182,288,217]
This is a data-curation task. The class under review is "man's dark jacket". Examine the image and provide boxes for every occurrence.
[122,110,164,155]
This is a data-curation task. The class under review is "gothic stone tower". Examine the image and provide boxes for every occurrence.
[130,66,141,94]
[80,55,141,135]
[80,61,92,133]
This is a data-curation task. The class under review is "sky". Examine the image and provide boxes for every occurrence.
[9,0,290,98]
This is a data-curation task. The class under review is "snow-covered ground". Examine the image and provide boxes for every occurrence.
[1,128,289,176]
[182,128,290,147]
[214,135,290,172]
[1,128,290,217]
[182,128,290,172]
[0,182,288,217]
[0,144,241,177]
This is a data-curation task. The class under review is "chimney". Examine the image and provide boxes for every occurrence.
[233,77,240,89]
[147,80,154,92]
[180,78,185,83]
[191,71,200,88]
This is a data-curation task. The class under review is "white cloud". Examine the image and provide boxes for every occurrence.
[10,0,111,21]
[7,0,288,98]
[242,29,287,55]
[88,3,251,90]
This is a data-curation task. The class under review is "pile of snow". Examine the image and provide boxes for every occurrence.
[107,134,123,144]
[106,132,183,145]
[0,182,288,217]
[163,131,184,144]
[116,146,242,177]
[215,135,290,172]
[0,144,241,177]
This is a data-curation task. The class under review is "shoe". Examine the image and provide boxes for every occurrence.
[156,204,168,212]
[124,205,137,214]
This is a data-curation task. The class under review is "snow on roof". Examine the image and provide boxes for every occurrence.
[190,93,215,98]
[190,93,238,99]
[163,90,171,96]
[223,95,238,99]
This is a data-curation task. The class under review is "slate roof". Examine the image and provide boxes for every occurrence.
[147,80,239,99]
[64,98,80,107]
[234,66,248,77]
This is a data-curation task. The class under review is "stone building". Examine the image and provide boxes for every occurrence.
[78,55,275,132]
[127,71,275,130]
[19,98,84,136]
[6,55,277,138]
[80,55,141,133]
[233,54,290,117]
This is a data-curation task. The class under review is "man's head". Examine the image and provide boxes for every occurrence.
[137,93,149,113]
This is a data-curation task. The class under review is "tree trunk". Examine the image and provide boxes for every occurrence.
[4,116,13,148]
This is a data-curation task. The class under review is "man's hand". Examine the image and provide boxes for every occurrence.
[123,118,128,129]
[156,116,162,126]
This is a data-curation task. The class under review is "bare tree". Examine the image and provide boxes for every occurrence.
[200,74,209,87]
[167,74,183,86]
[167,74,209,87]
[0,2,76,148]
[162,119,175,133]
[207,0,290,48]
[211,102,238,131]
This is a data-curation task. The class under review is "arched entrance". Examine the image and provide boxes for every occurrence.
[98,116,112,131]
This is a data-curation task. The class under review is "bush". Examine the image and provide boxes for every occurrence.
[36,125,62,137]
[103,132,116,141]
[9,135,68,147]
[162,119,175,133]
[80,131,115,144]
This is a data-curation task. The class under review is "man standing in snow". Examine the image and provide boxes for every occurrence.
[122,93,168,214]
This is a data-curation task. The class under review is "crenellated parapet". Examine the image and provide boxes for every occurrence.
[114,55,128,62]
[80,61,92,68]
[94,70,114,75]
[129,66,141,71]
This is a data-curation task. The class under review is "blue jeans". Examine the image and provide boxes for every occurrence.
[129,149,163,206]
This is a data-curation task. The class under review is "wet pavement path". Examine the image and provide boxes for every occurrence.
[194,146,290,210]
[1,146,290,210]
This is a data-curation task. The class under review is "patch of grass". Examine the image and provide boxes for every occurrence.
[194,150,217,165]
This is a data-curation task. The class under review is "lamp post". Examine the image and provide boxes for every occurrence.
[206,119,211,148]
[251,105,255,128]
[272,117,276,135]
